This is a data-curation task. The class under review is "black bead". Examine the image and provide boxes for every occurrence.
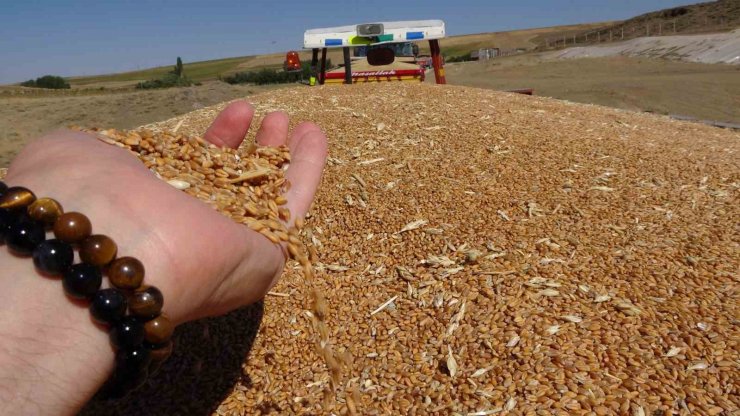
[0,208,18,244]
[99,367,148,399]
[5,216,46,255]
[90,288,127,324]
[33,239,74,275]
[116,345,152,373]
[63,264,103,299]
[0,181,7,197]
[110,317,145,348]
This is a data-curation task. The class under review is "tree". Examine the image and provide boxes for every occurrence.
[138,57,193,89]
[20,75,70,89]
[174,57,184,78]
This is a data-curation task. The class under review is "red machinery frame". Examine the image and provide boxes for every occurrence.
[310,39,446,85]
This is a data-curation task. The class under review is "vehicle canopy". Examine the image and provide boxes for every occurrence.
[303,20,445,49]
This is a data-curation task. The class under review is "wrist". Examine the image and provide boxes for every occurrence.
[0,157,178,411]
[3,139,183,320]
[0,249,113,414]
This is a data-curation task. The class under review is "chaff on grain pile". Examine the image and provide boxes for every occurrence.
[28,82,739,415]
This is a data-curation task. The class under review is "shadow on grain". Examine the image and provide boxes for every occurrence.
[80,302,263,415]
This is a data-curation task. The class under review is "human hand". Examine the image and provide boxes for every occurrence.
[0,101,327,413]
[6,100,328,322]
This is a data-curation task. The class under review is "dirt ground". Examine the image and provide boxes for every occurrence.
[433,54,740,123]
[0,82,285,166]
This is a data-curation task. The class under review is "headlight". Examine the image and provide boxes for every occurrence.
[356,23,384,37]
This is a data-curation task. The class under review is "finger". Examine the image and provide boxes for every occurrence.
[284,128,328,225]
[255,111,290,147]
[288,121,323,150]
[203,100,255,148]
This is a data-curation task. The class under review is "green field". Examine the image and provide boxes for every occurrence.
[68,56,259,86]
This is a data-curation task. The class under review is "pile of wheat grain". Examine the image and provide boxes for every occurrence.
[74,82,737,415]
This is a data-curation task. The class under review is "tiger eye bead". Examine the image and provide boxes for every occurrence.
[129,286,164,319]
[53,212,92,243]
[143,314,174,345]
[80,234,117,266]
[108,257,145,290]
[28,198,64,225]
[0,186,36,211]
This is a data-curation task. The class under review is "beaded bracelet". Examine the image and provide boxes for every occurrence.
[0,180,173,398]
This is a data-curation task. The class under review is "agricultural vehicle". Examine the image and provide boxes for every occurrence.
[302,20,447,85]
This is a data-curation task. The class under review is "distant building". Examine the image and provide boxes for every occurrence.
[471,48,501,60]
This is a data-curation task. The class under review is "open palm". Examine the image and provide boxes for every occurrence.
[5,101,328,325]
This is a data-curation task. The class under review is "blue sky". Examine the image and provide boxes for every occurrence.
[0,0,693,84]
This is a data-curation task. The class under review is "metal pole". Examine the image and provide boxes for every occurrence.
[309,48,319,86]
[429,39,446,84]
[343,47,352,85]
[319,48,327,85]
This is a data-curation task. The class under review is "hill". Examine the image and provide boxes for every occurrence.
[540,0,740,49]
[416,22,612,57]
[548,29,740,64]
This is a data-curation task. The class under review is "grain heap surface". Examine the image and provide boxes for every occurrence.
[139,84,740,415]
[92,82,736,415]
[138,83,738,415]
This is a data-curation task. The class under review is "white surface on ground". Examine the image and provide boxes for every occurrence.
[549,29,740,64]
